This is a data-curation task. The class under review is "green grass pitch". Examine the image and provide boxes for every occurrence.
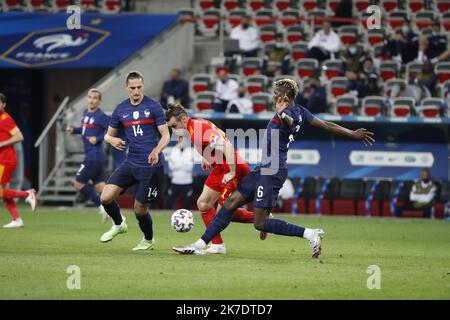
[0,207,449,300]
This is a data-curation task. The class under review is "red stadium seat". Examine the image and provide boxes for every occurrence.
[327,0,341,12]
[273,0,291,12]
[437,0,450,13]
[197,0,215,10]
[251,93,272,112]
[259,24,277,43]
[81,0,98,11]
[190,74,213,96]
[443,13,450,31]
[381,0,398,13]
[241,58,263,77]
[254,10,274,27]
[322,59,343,80]
[408,0,425,13]
[245,75,267,94]
[286,25,307,43]
[224,10,246,33]
[405,61,423,80]
[367,29,385,46]
[415,11,435,30]
[354,0,370,11]
[390,97,415,117]
[193,92,215,111]
[198,10,221,36]
[329,77,349,99]
[105,0,121,13]
[388,11,408,29]
[435,62,450,83]
[302,0,317,11]
[248,0,265,11]
[334,95,357,116]
[416,98,444,118]
[291,42,308,61]
[55,0,71,11]
[296,59,319,79]
[280,10,300,27]
[222,0,240,11]
[380,61,400,81]
[361,96,385,117]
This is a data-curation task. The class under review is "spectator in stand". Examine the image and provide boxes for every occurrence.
[213,70,239,112]
[230,14,260,58]
[418,19,450,64]
[348,57,380,98]
[341,39,367,75]
[307,21,341,62]
[262,33,291,75]
[389,79,430,102]
[382,20,419,64]
[295,77,327,114]
[167,136,195,210]
[396,169,437,219]
[409,60,437,95]
[226,85,253,114]
[160,69,189,109]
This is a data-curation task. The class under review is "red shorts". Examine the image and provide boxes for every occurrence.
[205,163,251,206]
[0,163,16,185]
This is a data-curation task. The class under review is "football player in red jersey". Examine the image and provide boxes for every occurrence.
[165,103,266,254]
[0,93,37,228]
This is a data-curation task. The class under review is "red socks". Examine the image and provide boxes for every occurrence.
[4,198,20,220]
[200,207,223,244]
[0,189,29,199]
[232,208,254,223]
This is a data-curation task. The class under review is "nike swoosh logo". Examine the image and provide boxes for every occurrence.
[256,199,263,202]
[122,114,130,118]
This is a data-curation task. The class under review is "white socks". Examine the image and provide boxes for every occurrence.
[194,239,207,249]
[303,228,315,241]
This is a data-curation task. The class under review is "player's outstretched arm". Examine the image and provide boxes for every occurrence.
[148,124,170,165]
[104,126,126,151]
[0,129,24,148]
[310,117,375,146]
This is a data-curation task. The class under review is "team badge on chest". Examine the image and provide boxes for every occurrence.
[133,111,139,120]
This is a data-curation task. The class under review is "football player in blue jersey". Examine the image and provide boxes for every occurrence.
[173,79,375,258]
[66,89,110,223]
[99,71,170,251]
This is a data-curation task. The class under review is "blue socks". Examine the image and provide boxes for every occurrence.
[79,184,101,207]
[263,218,305,237]
[102,200,123,225]
[201,206,234,244]
[136,213,153,240]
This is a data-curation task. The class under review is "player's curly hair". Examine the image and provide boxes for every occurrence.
[165,103,188,122]
[274,78,300,100]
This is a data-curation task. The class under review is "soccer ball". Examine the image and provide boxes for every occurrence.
[171,209,194,233]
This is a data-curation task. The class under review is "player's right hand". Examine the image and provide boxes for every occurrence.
[111,137,126,151]
[353,128,375,146]
[66,127,74,134]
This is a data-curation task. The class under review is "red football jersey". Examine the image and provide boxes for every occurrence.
[186,118,245,169]
[0,111,19,165]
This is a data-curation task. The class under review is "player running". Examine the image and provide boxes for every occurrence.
[99,71,170,251]
[173,79,375,258]
[0,93,37,228]
[165,103,266,255]
[66,89,110,223]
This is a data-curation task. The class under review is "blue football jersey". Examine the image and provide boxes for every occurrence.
[110,96,166,167]
[260,104,315,169]
[73,108,110,162]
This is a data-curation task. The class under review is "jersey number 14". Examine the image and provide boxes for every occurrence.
[132,125,143,137]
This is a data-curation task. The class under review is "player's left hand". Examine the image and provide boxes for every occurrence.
[88,136,97,145]
[353,128,375,146]
[275,94,289,115]
[148,149,159,165]
[222,172,235,184]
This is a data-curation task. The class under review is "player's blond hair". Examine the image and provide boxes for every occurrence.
[88,88,102,100]
[274,78,300,99]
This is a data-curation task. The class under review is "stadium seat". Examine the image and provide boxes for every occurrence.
[380,61,400,81]
[30,0,49,11]
[104,0,121,13]
[286,25,308,43]
[381,0,398,13]
[437,0,450,13]
[322,59,343,80]
[197,9,221,36]
[55,0,71,12]
[5,0,25,11]
[241,57,263,77]
[247,0,266,11]
[415,11,436,30]
[443,12,450,31]
[435,62,450,83]
[357,180,389,216]
[408,0,425,13]
[366,29,385,46]
[279,10,301,28]
[339,31,357,45]
[195,0,215,11]
[193,91,216,111]
[329,77,349,99]
[354,0,370,11]
[334,95,357,116]
[295,58,318,79]
[254,10,274,27]
[245,75,268,94]
[390,97,415,117]
[190,74,213,96]
[332,179,364,215]
[81,0,100,12]
[209,56,232,75]
[222,0,240,12]
[302,0,318,12]
[405,61,423,80]
[383,78,404,97]
[416,98,445,118]
[388,11,409,29]
[273,0,292,12]
[251,93,272,112]
[361,96,385,117]
[224,9,246,33]
[259,24,277,43]
[327,0,341,12]
[291,42,308,61]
